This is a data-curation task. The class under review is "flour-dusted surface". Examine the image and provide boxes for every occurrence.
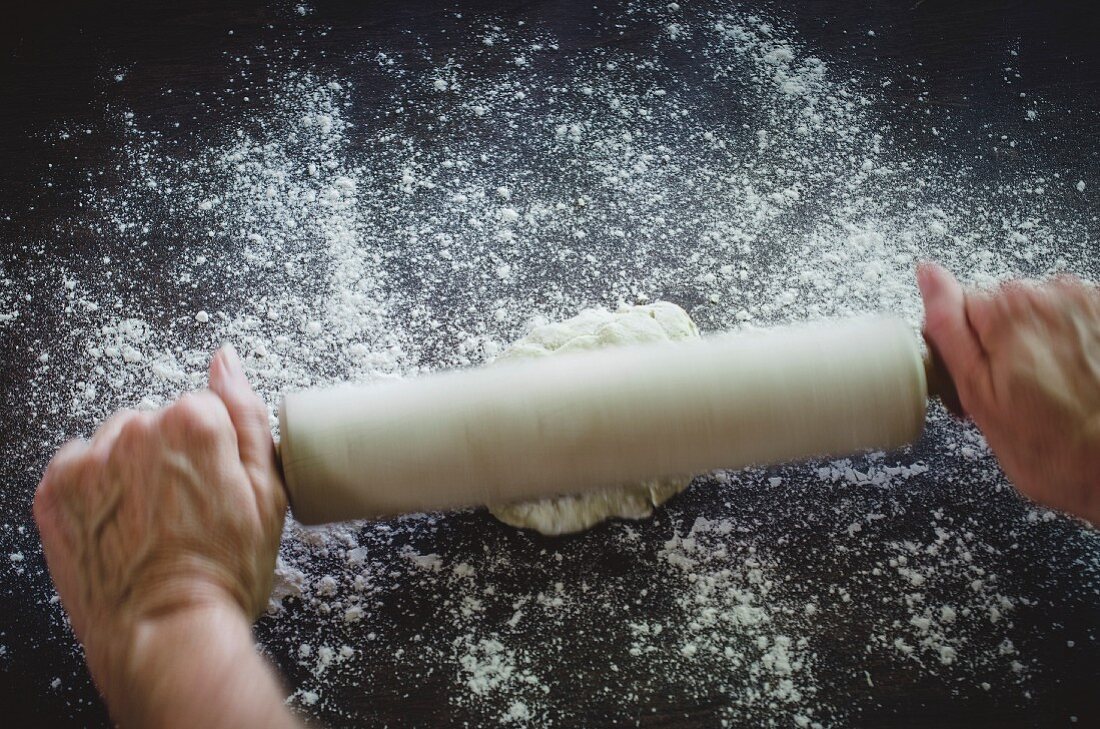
[489,302,699,535]
[1,1,1098,726]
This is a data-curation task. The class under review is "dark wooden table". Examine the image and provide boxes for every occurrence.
[2,1,1098,727]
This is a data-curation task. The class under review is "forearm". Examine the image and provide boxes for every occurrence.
[93,603,300,729]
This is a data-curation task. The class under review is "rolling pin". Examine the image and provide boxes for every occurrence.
[278,316,949,525]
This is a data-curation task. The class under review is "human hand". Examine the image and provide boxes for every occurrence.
[918,263,1100,525]
[33,346,288,701]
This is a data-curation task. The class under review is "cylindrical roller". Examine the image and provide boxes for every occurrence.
[279,316,927,525]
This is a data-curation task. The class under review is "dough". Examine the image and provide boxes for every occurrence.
[488,302,699,535]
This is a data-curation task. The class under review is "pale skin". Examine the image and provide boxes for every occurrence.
[34,346,300,728]
[33,267,1099,726]
[918,263,1100,525]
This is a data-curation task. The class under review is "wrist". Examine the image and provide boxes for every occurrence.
[91,601,253,727]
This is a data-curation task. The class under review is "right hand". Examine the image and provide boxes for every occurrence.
[918,263,1100,526]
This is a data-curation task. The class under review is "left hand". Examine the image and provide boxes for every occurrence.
[33,346,287,700]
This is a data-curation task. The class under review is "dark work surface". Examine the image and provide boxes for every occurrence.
[1,1,1099,727]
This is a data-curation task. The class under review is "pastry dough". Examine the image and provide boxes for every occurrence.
[488,303,699,534]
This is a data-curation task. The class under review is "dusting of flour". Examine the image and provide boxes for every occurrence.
[2,2,1098,727]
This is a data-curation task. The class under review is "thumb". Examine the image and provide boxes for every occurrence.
[208,345,283,497]
[916,263,987,414]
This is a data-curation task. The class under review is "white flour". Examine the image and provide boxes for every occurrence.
[3,1,1098,726]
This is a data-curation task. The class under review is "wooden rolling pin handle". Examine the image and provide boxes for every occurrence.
[922,344,961,415]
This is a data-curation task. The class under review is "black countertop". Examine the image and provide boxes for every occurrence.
[2,2,1098,727]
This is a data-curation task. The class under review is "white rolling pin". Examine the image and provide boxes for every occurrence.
[278,316,930,525]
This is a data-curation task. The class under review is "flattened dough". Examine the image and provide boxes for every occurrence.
[488,302,699,535]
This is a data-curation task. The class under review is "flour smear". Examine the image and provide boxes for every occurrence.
[2,1,1097,727]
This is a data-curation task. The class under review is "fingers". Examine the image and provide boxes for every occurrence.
[46,411,154,513]
[90,409,150,449]
[207,346,285,509]
[35,438,90,522]
[42,438,90,482]
[34,438,95,614]
[917,263,990,412]
[968,279,1074,356]
[208,346,273,467]
[1050,274,1100,320]
[1050,272,1096,295]
[158,391,236,456]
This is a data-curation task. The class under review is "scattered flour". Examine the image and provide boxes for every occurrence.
[3,1,1097,727]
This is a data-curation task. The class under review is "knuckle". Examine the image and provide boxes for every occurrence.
[1051,273,1081,288]
[1052,275,1098,308]
[117,411,152,444]
[999,279,1029,297]
[56,437,88,461]
[169,393,210,425]
[43,439,87,479]
[1001,288,1029,310]
[36,438,91,513]
[247,393,271,424]
[922,306,954,336]
[1024,290,1055,317]
[32,476,66,526]
[923,306,946,327]
[167,392,229,439]
[33,476,55,517]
